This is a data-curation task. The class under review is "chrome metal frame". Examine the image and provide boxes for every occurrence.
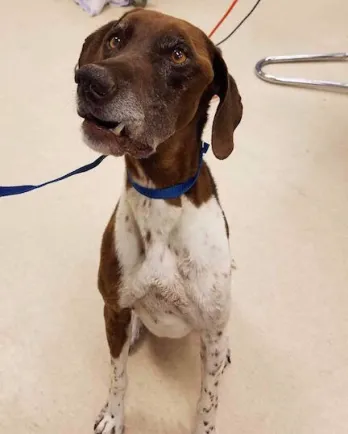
[255,53,348,91]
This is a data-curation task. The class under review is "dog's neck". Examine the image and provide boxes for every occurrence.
[124,127,215,208]
[124,94,213,203]
[125,124,200,188]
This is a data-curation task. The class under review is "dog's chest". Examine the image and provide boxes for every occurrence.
[115,191,231,336]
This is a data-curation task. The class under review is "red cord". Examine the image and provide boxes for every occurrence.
[208,0,240,38]
[209,0,240,100]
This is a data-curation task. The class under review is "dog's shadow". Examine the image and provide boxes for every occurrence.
[147,332,200,374]
[126,410,190,434]
[127,332,201,434]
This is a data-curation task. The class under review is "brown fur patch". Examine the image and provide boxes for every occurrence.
[104,305,131,359]
[98,204,131,358]
[98,206,121,307]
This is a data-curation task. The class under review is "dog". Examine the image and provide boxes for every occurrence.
[75,8,242,434]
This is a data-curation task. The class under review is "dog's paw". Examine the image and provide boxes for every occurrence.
[94,405,124,434]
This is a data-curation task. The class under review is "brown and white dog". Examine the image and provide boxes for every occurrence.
[75,9,242,434]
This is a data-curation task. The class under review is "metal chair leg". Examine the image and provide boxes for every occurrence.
[255,52,348,91]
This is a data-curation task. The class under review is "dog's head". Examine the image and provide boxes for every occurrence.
[75,9,242,159]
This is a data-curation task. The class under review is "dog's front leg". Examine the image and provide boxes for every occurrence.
[94,306,132,434]
[194,330,230,434]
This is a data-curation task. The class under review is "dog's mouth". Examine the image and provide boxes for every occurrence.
[80,114,153,159]
[83,114,127,137]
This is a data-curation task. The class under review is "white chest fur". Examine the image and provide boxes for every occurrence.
[115,189,232,338]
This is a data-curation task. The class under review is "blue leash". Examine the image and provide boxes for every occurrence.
[0,155,107,198]
[0,142,209,200]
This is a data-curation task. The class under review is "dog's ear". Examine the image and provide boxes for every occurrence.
[211,47,243,160]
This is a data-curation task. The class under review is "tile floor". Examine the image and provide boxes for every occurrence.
[1,0,347,433]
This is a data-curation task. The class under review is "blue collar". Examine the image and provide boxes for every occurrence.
[0,142,209,199]
[128,141,209,200]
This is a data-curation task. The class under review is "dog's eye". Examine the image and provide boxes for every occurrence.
[108,35,122,49]
[171,49,187,65]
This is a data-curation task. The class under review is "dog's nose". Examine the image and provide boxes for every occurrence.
[75,64,115,102]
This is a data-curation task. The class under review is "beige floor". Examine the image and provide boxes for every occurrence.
[1,0,348,433]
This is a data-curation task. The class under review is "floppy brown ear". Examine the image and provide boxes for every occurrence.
[211,48,243,160]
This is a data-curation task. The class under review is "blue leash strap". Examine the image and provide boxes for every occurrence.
[1,142,210,199]
[0,155,107,198]
[128,142,209,200]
